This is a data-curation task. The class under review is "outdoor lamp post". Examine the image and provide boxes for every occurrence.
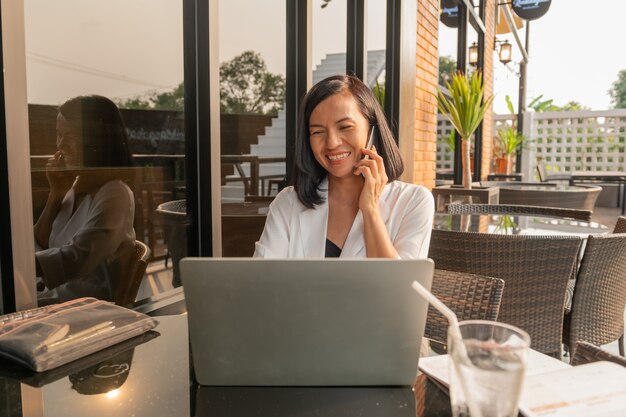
[468,42,478,66]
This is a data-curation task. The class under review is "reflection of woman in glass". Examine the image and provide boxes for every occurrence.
[254,75,434,258]
[34,95,136,303]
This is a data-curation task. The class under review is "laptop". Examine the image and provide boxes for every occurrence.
[180,258,434,386]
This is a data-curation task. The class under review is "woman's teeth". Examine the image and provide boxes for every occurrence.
[328,152,350,161]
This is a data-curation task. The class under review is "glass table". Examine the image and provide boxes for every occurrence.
[1,312,456,417]
[434,213,608,237]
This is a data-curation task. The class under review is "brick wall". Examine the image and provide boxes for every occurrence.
[414,0,439,190]
[481,0,496,179]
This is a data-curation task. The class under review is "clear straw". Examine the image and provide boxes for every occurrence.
[412,280,482,417]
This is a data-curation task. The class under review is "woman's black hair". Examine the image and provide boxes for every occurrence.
[59,95,134,169]
[293,74,404,208]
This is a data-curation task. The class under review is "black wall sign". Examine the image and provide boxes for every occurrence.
[512,0,552,21]
[440,0,459,28]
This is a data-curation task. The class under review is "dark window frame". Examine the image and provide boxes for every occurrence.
[183,0,213,257]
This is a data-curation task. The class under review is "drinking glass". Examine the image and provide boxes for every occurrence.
[448,320,530,417]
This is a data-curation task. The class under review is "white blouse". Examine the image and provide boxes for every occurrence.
[254,179,434,259]
[36,180,136,302]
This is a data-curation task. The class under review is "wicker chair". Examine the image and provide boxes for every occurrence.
[536,159,572,183]
[480,181,558,188]
[425,269,505,345]
[156,200,188,287]
[498,184,601,211]
[570,341,626,367]
[114,240,151,306]
[613,216,626,233]
[446,203,592,222]
[429,230,583,357]
[563,233,626,358]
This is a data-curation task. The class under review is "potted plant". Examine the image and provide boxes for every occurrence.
[496,127,525,174]
[437,71,494,189]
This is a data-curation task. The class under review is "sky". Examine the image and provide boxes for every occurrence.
[490,0,626,113]
[22,0,626,115]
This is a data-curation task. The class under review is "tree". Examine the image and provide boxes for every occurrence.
[439,56,456,87]
[609,69,626,109]
[118,82,184,111]
[118,51,285,115]
[219,51,285,115]
[526,95,589,112]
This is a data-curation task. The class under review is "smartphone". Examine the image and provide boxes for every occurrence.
[362,125,377,160]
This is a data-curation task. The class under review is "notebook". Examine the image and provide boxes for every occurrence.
[180,258,433,386]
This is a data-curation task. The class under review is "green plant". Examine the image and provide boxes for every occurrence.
[437,129,456,152]
[494,215,519,235]
[437,70,494,189]
[527,95,554,112]
[372,79,385,109]
[497,127,524,155]
[446,129,456,151]
[496,127,525,174]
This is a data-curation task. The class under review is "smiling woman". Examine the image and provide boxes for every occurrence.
[253,74,434,260]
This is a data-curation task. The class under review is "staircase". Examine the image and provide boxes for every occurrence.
[222,50,387,202]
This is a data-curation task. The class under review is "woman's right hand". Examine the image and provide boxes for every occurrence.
[46,151,75,199]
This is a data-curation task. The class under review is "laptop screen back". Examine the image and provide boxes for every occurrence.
[181,258,433,386]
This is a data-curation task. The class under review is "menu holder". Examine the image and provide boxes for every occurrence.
[0,298,158,372]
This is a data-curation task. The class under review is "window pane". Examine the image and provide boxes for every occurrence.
[438,0,459,175]
[313,0,347,84]
[367,0,387,108]
[218,0,287,257]
[24,0,186,304]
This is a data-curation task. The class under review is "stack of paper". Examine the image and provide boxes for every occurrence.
[419,351,626,416]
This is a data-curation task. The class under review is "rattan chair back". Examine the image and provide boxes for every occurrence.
[564,233,626,358]
[425,269,504,345]
[114,240,151,306]
[613,216,626,233]
[570,341,626,367]
[446,203,592,221]
[535,159,572,183]
[429,230,582,357]
[156,199,188,287]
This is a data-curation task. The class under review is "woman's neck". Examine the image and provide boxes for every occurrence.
[73,174,113,195]
[327,175,363,206]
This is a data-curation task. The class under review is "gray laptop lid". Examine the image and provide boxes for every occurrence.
[180,258,434,386]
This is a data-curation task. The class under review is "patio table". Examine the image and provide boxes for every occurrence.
[433,213,608,237]
[0,310,479,416]
[570,170,626,215]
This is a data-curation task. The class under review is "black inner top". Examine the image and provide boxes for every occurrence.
[325,239,342,258]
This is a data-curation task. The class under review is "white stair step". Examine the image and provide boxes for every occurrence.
[267,118,285,129]
[256,137,284,146]
[250,145,286,155]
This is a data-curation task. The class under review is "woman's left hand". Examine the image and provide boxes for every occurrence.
[353,146,388,213]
